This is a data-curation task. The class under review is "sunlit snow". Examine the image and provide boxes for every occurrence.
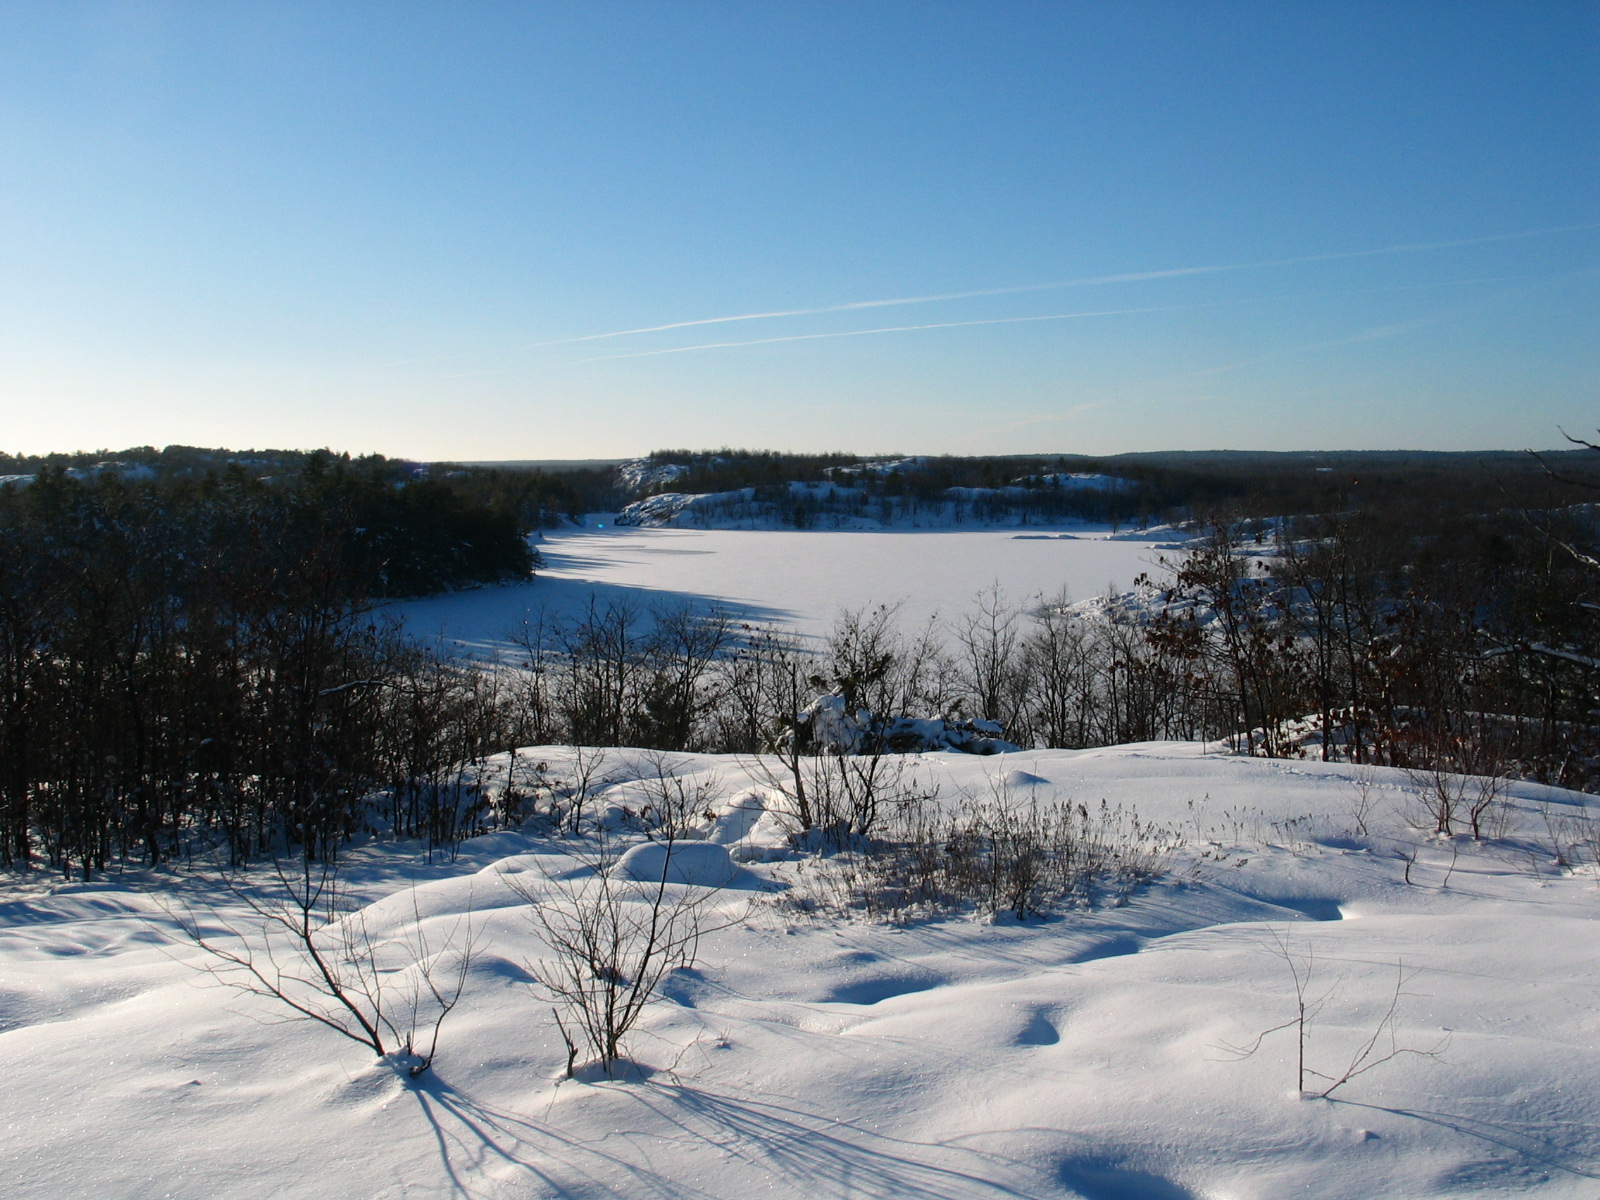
[4,746,1598,1198]
[400,521,1181,655]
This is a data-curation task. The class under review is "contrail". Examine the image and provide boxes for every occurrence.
[545,221,1600,348]
[577,269,1569,363]
[578,302,1221,362]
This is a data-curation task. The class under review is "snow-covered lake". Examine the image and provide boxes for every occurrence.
[400,521,1182,654]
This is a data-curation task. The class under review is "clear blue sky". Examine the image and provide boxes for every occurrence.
[1,1,1595,459]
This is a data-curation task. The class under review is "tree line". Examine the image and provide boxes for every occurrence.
[0,452,535,876]
[626,445,1600,530]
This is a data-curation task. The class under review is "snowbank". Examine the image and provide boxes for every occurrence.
[6,743,1598,1199]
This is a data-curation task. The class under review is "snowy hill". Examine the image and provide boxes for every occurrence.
[5,743,1598,1199]
[612,455,1142,531]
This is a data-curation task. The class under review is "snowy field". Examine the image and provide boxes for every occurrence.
[398,522,1181,655]
[5,745,1600,1199]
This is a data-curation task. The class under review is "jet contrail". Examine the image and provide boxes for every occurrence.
[545,221,1600,348]
[578,269,1572,363]
[578,302,1224,362]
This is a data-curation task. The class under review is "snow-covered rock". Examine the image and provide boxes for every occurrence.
[615,489,754,526]
[794,693,1022,755]
[617,458,691,494]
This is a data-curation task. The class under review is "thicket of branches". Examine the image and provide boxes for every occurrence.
[0,455,534,875]
[1138,495,1600,787]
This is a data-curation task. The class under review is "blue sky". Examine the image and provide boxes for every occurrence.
[1,1,1595,458]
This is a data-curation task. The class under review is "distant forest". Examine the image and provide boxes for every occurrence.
[623,445,1600,528]
[0,445,609,536]
[0,447,548,873]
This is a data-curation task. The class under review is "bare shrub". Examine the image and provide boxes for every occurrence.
[1406,762,1463,837]
[544,745,619,834]
[167,857,477,1077]
[1347,765,1382,838]
[1404,761,1509,841]
[1537,800,1600,876]
[795,774,1175,922]
[806,750,925,845]
[632,752,722,842]
[504,829,738,1079]
[1217,928,1449,1099]
[1466,772,1511,840]
[749,742,937,851]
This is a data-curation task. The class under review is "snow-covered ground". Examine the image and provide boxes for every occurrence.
[5,744,1599,1199]
[399,522,1180,654]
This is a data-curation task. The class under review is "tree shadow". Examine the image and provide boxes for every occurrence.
[405,1071,723,1200]
[404,1070,1053,1199]
[396,575,798,660]
[626,1081,1049,1198]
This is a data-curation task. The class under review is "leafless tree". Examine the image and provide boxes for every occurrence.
[1216,928,1448,1099]
[951,582,1025,729]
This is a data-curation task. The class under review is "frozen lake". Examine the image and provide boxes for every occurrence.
[398,520,1183,654]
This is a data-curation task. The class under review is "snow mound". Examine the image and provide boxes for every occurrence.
[615,839,738,887]
[1001,768,1051,788]
[704,793,767,845]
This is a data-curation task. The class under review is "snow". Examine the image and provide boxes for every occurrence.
[399,522,1180,652]
[616,840,739,887]
[1018,473,1130,490]
[5,744,1599,1198]
[617,458,692,493]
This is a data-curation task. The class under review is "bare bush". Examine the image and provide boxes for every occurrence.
[632,752,722,841]
[1537,800,1600,876]
[1464,771,1511,840]
[793,774,1175,922]
[541,745,619,834]
[1404,759,1508,841]
[504,829,737,1079]
[1346,765,1382,838]
[748,739,938,851]
[167,857,477,1077]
